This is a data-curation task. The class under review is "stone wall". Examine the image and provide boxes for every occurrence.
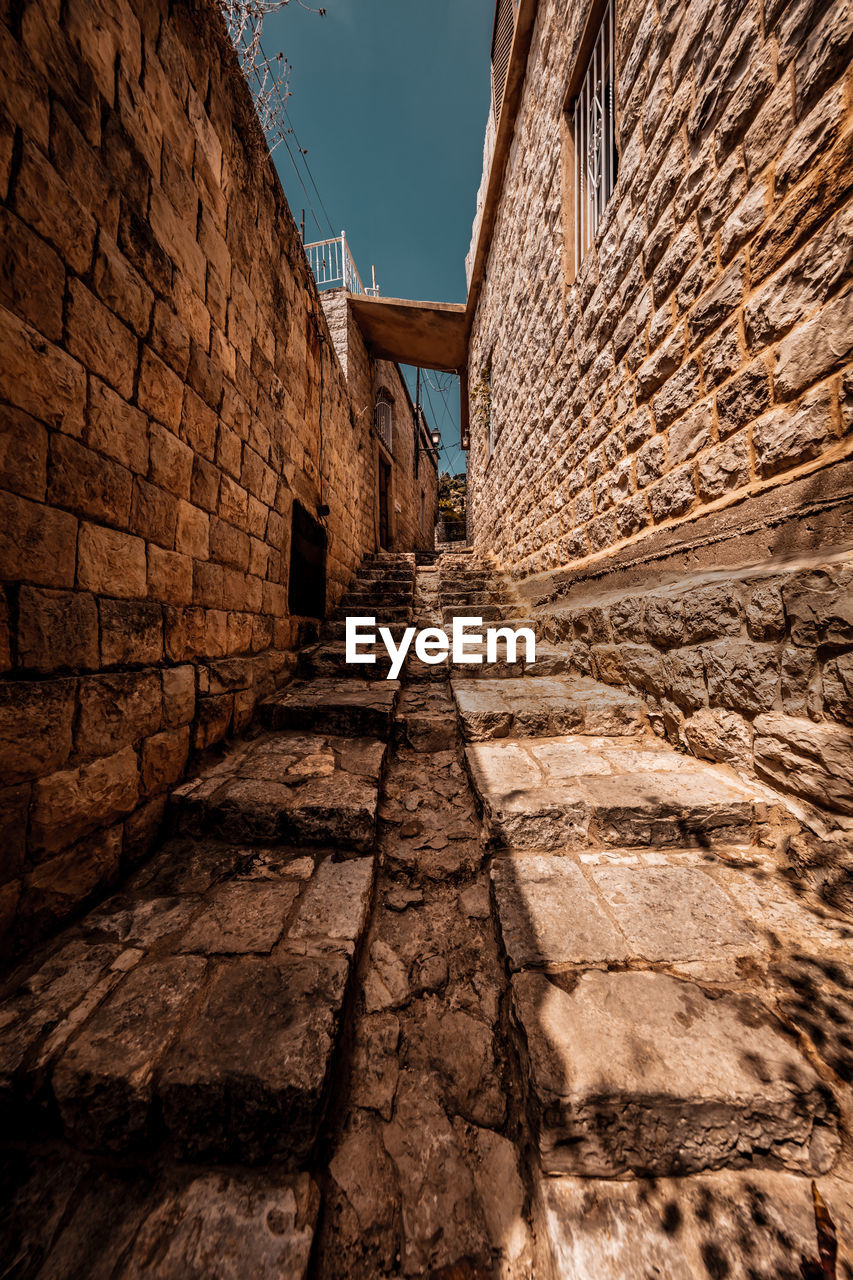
[467,0,853,578]
[0,0,390,953]
[534,553,853,822]
[322,288,438,553]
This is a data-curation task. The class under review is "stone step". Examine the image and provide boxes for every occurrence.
[170,731,387,851]
[453,676,649,741]
[466,734,794,850]
[343,586,413,604]
[439,588,507,606]
[324,618,410,642]
[299,642,395,681]
[512,968,839,1177]
[1,849,375,1166]
[339,604,412,622]
[536,1168,853,1280]
[260,678,399,739]
[441,603,510,623]
[394,683,458,751]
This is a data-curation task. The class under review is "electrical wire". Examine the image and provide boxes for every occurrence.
[283,104,336,238]
[256,35,329,239]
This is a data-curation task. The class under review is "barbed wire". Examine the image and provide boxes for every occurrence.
[219,0,326,152]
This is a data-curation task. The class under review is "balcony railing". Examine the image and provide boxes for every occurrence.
[304,231,379,296]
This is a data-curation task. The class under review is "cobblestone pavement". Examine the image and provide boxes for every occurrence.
[1,552,853,1278]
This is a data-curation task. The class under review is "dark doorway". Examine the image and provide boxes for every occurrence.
[378,457,391,550]
[288,500,327,618]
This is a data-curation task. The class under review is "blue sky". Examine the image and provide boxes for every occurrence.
[263,0,494,474]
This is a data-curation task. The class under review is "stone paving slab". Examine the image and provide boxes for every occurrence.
[170,732,386,851]
[513,969,840,1177]
[1,850,375,1164]
[490,855,760,970]
[453,675,649,740]
[467,735,788,850]
[0,1150,320,1280]
[300,642,395,680]
[538,1168,853,1280]
[159,950,351,1163]
[260,678,400,739]
[394,683,458,751]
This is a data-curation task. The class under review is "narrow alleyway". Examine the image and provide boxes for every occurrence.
[1,553,852,1277]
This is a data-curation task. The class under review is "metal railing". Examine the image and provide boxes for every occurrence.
[304,231,379,296]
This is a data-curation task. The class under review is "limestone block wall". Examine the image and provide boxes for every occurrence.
[468,0,853,578]
[536,555,853,821]
[0,0,378,952]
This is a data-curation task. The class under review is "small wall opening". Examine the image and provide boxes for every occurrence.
[288,500,328,618]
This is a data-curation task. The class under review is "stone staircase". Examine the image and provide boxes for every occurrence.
[0,551,420,1273]
[446,570,853,1273]
[1,552,852,1276]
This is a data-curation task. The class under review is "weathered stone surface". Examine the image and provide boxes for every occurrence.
[467,736,772,850]
[824,651,853,725]
[287,855,374,947]
[159,951,350,1162]
[454,675,649,741]
[754,712,853,814]
[539,1170,853,1280]
[381,1072,491,1275]
[684,706,753,770]
[261,679,399,740]
[120,1171,320,1280]
[491,856,629,969]
[703,640,779,712]
[782,567,853,646]
[177,882,297,953]
[172,732,385,852]
[16,586,99,672]
[348,1013,400,1119]
[0,680,75,784]
[52,955,206,1150]
[514,969,839,1176]
[492,855,758,970]
[30,748,139,854]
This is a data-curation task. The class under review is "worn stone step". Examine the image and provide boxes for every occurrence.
[324,618,410,642]
[439,588,507,606]
[441,603,510,623]
[453,676,649,741]
[1,1155,321,1279]
[343,587,413,605]
[299,642,395,681]
[339,604,412,622]
[260,679,399,739]
[3,854,377,1164]
[536,1168,853,1277]
[170,731,386,851]
[394,684,458,751]
[489,852,765,973]
[465,735,793,849]
[512,968,839,1177]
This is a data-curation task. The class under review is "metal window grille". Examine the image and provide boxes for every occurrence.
[572,0,617,268]
[491,0,518,125]
[375,395,393,452]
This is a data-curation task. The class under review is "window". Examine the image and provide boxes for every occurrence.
[491,0,520,126]
[374,389,393,452]
[566,0,617,275]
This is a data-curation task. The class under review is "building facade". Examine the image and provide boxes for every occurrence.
[322,288,439,556]
[466,0,853,579]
